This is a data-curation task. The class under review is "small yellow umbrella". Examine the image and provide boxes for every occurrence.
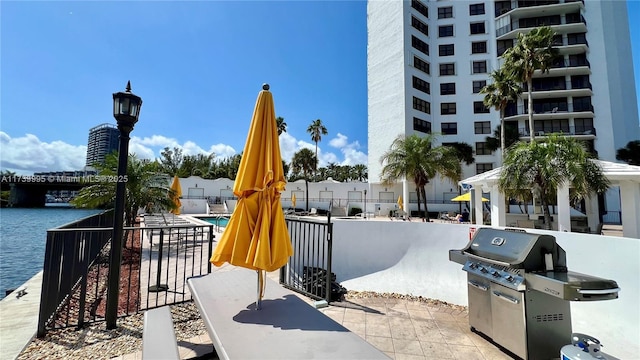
[397,195,403,210]
[450,192,489,202]
[210,84,293,309]
[169,175,182,215]
[291,193,296,209]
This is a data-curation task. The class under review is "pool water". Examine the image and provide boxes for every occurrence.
[199,217,230,227]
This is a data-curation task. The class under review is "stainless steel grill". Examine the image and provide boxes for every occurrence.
[449,228,620,360]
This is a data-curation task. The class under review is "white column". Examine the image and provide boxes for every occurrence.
[490,185,506,227]
[619,181,640,238]
[473,188,483,225]
[556,184,571,232]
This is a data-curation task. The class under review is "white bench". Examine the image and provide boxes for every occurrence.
[142,306,180,360]
[188,268,390,360]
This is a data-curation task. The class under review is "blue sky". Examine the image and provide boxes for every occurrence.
[1,1,639,175]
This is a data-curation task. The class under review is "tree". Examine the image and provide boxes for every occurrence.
[503,26,558,141]
[306,119,327,175]
[276,116,287,136]
[72,153,175,226]
[485,124,522,154]
[480,68,522,158]
[351,164,368,182]
[380,134,461,221]
[445,142,475,166]
[616,140,640,165]
[291,148,317,211]
[499,134,610,229]
[159,147,184,176]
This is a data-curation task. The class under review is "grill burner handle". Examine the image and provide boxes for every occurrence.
[492,291,520,304]
[467,253,511,268]
[468,281,488,291]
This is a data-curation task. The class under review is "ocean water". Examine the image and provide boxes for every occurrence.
[0,206,101,299]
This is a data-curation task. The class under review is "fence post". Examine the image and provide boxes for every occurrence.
[207,225,213,273]
[325,213,333,303]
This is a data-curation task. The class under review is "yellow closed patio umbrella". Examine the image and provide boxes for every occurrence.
[397,195,403,210]
[450,192,489,202]
[169,175,182,215]
[291,193,296,209]
[210,84,293,309]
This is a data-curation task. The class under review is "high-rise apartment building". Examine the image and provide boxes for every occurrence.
[85,123,120,167]
[367,0,639,202]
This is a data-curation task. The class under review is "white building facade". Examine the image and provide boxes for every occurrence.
[367,0,640,214]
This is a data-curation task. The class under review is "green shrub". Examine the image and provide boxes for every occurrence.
[349,207,362,216]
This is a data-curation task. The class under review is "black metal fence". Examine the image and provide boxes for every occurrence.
[280,214,336,303]
[37,211,215,337]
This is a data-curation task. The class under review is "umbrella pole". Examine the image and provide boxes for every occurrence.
[256,270,266,310]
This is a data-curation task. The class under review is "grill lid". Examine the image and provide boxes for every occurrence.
[461,228,566,271]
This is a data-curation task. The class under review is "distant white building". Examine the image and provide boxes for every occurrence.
[366,0,640,217]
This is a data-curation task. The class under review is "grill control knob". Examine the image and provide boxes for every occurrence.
[492,271,501,277]
[469,263,477,269]
[505,275,514,282]
[480,267,488,273]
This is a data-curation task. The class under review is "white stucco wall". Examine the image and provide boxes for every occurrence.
[330,220,639,359]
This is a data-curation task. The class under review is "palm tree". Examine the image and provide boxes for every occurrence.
[480,68,522,158]
[502,26,558,141]
[380,134,461,221]
[291,148,317,211]
[306,119,328,174]
[276,116,287,136]
[351,164,368,182]
[485,124,522,154]
[499,134,609,229]
[72,153,175,226]
[616,140,640,165]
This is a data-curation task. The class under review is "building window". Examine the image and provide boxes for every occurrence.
[439,25,454,37]
[412,76,431,94]
[439,63,455,76]
[411,16,429,37]
[441,122,458,135]
[472,60,487,74]
[440,82,456,95]
[411,0,429,18]
[441,102,457,115]
[469,3,485,15]
[473,80,487,93]
[574,118,594,134]
[471,41,487,54]
[413,96,431,114]
[476,163,493,174]
[439,44,455,56]
[474,101,490,113]
[412,35,429,56]
[414,56,430,74]
[413,117,432,134]
[474,121,491,134]
[476,142,491,155]
[470,22,486,35]
[438,6,453,19]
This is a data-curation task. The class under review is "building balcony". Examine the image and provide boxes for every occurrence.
[523,81,593,99]
[495,0,583,19]
[504,104,594,121]
[517,125,596,138]
[497,20,587,40]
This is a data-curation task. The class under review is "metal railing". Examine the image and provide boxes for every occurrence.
[37,211,215,337]
[517,126,596,137]
[280,214,334,303]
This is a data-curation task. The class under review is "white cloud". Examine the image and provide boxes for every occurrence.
[0,132,87,174]
[0,130,367,175]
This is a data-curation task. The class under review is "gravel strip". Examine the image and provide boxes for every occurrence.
[18,302,207,360]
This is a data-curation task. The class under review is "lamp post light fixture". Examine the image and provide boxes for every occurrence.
[106,81,142,329]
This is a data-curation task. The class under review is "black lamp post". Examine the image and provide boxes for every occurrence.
[363,189,367,219]
[106,81,142,329]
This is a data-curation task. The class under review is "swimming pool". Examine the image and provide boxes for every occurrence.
[198,216,230,227]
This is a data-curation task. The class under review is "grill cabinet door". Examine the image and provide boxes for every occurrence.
[490,283,526,359]
[467,274,492,339]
